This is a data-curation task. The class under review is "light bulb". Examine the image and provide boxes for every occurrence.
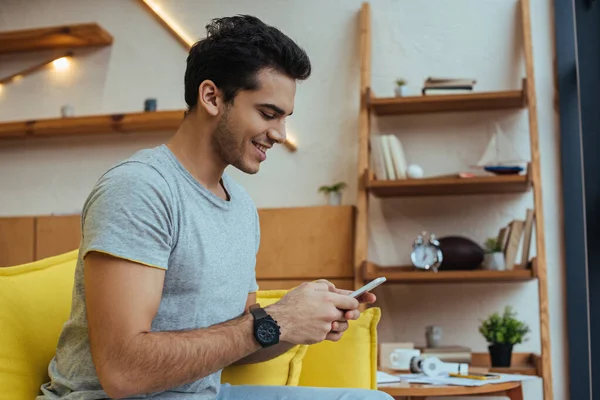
[52,57,70,71]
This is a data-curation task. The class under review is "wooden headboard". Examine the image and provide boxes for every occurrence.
[0,205,356,290]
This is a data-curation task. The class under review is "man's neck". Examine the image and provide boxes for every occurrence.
[167,111,227,195]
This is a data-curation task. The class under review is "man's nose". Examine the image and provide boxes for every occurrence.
[267,127,286,144]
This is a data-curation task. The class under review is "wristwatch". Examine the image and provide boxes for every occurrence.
[249,304,281,348]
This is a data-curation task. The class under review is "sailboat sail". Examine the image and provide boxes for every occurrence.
[476,123,527,167]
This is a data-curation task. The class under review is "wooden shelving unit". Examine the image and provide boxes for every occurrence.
[368,172,531,198]
[354,1,553,398]
[0,23,113,54]
[0,110,298,152]
[363,262,534,283]
[369,86,527,116]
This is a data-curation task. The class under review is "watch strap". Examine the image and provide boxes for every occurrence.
[249,303,268,320]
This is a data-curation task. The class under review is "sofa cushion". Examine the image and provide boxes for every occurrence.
[299,307,381,389]
[221,290,308,386]
[0,250,78,400]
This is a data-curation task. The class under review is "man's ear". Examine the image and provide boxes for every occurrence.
[197,80,221,117]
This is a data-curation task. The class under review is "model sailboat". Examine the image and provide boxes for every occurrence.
[474,123,528,175]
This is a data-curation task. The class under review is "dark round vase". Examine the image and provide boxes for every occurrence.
[488,343,513,367]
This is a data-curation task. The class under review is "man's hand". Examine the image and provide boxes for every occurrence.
[312,279,377,341]
[265,280,377,345]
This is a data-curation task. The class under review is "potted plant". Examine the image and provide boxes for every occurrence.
[318,182,347,206]
[482,237,505,271]
[479,306,530,367]
[394,78,408,97]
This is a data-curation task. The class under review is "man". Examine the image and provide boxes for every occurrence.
[38,15,392,400]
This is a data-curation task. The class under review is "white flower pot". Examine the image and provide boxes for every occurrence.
[394,85,408,97]
[328,191,342,206]
[483,252,505,271]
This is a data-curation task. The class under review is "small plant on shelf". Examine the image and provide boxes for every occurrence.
[479,306,530,367]
[394,78,408,97]
[482,237,505,271]
[318,182,347,206]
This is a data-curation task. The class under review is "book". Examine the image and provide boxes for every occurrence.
[387,135,408,179]
[370,135,387,180]
[424,77,477,87]
[519,209,535,269]
[380,135,397,180]
[504,220,524,269]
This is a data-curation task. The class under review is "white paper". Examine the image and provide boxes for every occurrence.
[396,373,537,387]
[376,371,402,384]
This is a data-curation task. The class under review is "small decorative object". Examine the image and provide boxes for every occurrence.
[475,123,527,175]
[425,325,443,348]
[318,182,347,206]
[406,164,424,179]
[60,104,74,118]
[437,236,484,270]
[144,98,157,112]
[479,306,530,367]
[483,237,505,271]
[394,78,408,97]
[410,231,443,272]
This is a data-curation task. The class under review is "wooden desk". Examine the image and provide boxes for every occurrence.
[379,380,523,400]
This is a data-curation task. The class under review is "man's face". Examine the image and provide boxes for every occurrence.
[212,68,296,174]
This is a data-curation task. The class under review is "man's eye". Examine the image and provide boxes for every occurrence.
[260,111,276,120]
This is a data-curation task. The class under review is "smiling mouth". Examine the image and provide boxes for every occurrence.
[252,141,269,154]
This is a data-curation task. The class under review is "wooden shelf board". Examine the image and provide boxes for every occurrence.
[369,88,527,116]
[0,110,298,151]
[0,23,113,54]
[368,173,531,197]
[364,262,534,283]
[472,352,540,376]
[0,110,185,139]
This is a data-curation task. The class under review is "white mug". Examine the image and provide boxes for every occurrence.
[389,349,421,370]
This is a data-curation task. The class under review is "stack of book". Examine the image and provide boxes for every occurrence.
[422,77,477,95]
[369,134,408,180]
[416,345,472,364]
[495,208,535,270]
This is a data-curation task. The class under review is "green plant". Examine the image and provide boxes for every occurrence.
[318,182,347,194]
[485,237,502,253]
[479,306,530,345]
[395,78,407,86]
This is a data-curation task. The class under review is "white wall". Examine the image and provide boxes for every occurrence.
[0,1,567,399]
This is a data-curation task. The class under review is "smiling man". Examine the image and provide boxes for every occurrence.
[37,14,392,400]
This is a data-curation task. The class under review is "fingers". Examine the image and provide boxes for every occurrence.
[357,292,377,304]
[313,279,336,291]
[327,292,359,311]
[326,331,344,342]
[344,309,360,321]
[331,320,349,333]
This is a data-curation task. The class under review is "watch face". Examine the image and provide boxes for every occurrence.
[256,320,280,345]
[411,245,440,269]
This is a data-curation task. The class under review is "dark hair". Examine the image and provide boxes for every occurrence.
[184,15,312,110]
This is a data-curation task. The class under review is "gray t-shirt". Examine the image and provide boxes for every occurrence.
[38,144,260,400]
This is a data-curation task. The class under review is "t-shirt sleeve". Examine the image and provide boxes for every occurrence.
[81,162,174,270]
[249,207,260,293]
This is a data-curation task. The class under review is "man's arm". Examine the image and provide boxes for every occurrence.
[84,252,261,398]
[230,292,295,365]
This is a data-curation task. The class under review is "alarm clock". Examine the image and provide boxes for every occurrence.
[410,231,443,272]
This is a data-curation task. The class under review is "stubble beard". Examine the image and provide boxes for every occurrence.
[211,108,255,174]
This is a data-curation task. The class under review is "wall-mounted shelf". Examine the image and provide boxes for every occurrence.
[367,172,531,197]
[0,110,298,151]
[0,110,185,139]
[368,84,527,116]
[363,262,534,283]
[0,23,113,54]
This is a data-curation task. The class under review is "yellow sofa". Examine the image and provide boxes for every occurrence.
[0,250,381,400]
